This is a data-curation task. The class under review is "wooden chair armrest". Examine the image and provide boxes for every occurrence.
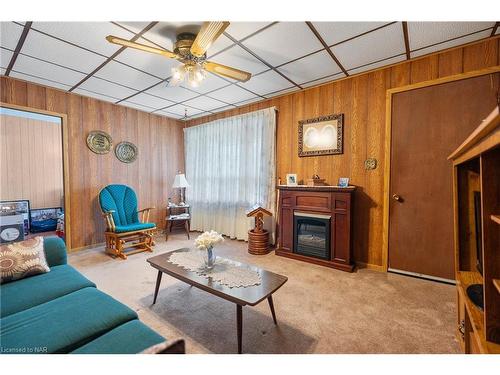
[101,210,116,231]
[101,210,115,217]
[137,207,155,213]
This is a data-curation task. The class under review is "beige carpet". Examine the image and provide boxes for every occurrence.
[69,233,460,354]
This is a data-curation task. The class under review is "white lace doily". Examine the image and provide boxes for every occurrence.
[168,250,261,288]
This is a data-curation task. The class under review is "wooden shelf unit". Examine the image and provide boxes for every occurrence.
[449,106,500,354]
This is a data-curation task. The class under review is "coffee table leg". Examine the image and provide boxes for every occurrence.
[153,271,163,304]
[237,304,242,354]
[268,295,277,325]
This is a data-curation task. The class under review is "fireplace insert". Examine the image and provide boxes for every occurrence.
[293,211,331,260]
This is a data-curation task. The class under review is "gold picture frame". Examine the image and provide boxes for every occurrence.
[298,114,343,157]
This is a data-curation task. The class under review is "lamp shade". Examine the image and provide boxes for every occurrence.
[172,173,190,188]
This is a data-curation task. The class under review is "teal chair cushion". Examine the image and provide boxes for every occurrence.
[99,184,139,227]
[71,320,164,354]
[114,222,156,233]
[0,287,137,354]
[0,264,95,318]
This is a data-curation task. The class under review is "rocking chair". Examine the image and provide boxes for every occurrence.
[99,184,156,259]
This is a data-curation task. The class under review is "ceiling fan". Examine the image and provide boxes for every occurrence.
[106,21,252,88]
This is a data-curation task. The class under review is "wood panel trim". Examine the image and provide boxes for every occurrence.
[381,66,500,271]
[0,101,72,249]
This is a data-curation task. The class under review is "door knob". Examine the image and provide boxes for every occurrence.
[392,194,402,202]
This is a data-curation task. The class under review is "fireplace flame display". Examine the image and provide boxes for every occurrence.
[293,212,331,260]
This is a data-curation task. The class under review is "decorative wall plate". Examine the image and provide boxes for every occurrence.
[364,158,377,170]
[86,130,112,154]
[115,141,138,163]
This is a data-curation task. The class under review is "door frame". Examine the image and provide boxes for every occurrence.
[381,65,500,271]
[0,102,72,250]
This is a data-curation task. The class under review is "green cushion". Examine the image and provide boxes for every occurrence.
[43,236,67,267]
[114,222,156,233]
[99,184,139,227]
[0,287,137,354]
[71,320,164,354]
[0,264,95,318]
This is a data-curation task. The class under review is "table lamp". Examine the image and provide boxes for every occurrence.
[172,171,190,205]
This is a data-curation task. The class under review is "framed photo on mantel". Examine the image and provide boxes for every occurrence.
[298,113,344,157]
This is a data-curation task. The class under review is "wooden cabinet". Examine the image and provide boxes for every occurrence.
[276,186,355,272]
[449,106,500,354]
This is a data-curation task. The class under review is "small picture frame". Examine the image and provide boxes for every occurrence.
[286,174,298,186]
[338,177,349,188]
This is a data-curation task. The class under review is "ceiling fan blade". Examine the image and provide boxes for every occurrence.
[204,61,252,82]
[106,35,178,59]
[190,21,230,57]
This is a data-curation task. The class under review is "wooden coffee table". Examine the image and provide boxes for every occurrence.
[147,248,288,354]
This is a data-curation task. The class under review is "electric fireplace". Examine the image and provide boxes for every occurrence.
[293,212,331,260]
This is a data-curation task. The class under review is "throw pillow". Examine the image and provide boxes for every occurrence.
[0,236,50,284]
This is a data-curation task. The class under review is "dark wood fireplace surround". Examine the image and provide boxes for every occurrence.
[276,185,355,272]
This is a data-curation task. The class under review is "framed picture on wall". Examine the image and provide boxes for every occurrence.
[0,200,30,235]
[298,113,344,157]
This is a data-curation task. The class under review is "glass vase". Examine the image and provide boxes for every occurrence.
[205,246,216,270]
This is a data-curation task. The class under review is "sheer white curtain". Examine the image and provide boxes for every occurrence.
[184,107,276,241]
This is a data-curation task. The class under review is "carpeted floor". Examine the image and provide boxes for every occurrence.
[69,233,460,354]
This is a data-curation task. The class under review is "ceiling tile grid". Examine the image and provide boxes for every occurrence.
[331,22,406,70]
[277,50,342,85]
[1,21,497,121]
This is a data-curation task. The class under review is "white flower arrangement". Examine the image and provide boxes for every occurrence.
[194,230,224,250]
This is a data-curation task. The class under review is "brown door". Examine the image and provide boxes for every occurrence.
[389,73,499,281]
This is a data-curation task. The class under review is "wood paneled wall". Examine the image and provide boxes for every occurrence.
[0,77,185,250]
[188,37,500,268]
[0,114,64,209]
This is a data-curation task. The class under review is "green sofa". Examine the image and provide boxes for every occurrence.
[0,237,183,354]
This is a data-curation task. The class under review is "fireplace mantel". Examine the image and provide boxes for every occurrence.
[276,185,355,272]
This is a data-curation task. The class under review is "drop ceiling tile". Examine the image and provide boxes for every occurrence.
[312,22,390,46]
[14,53,86,86]
[73,87,119,103]
[120,101,155,112]
[78,76,137,100]
[95,60,161,91]
[225,22,272,41]
[22,30,106,74]
[182,72,230,94]
[9,70,71,91]
[0,22,24,50]
[242,22,323,67]
[207,34,234,58]
[207,84,258,104]
[262,87,300,98]
[114,22,151,35]
[331,22,405,70]
[155,110,184,119]
[348,54,406,75]
[145,84,199,103]
[408,22,494,51]
[127,92,175,109]
[211,104,236,114]
[410,29,493,58]
[300,72,345,88]
[115,47,178,79]
[234,96,264,106]
[1,47,13,68]
[1,68,5,75]
[238,70,293,96]
[31,22,135,57]
[183,95,227,111]
[162,104,203,117]
[209,44,268,75]
[277,50,341,84]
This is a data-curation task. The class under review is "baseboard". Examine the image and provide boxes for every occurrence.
[355,261,386,272]
[68,242,105,253]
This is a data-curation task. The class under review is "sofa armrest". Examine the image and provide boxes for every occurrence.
[43,236,67,267]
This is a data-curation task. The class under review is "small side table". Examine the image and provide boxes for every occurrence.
[165,204,191,240]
